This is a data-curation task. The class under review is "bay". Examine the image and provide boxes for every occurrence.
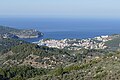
[0,18,120,42]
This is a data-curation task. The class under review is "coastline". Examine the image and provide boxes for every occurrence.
[22,31,119,42]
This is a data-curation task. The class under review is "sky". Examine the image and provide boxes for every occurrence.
[0,0,120,18]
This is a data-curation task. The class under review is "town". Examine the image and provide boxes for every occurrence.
[36,35,118,50]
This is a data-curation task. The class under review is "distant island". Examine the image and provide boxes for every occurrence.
[0,26,43,39]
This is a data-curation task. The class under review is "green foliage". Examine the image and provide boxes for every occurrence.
[0,38,27,53]
[11,75,25,80]
[32,51,120,80]
[94,71,107,79]
[50,65,63,76]
[96,66,103,73]
[63,64,81,73]
[0,25,19,34]
[6,44,69,60]
[0,65,48,80]
[105,37,120,50]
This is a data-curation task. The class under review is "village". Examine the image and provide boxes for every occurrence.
[37,35,113,50]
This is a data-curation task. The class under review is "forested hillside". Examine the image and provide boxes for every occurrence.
[0,41,119,80]
[0,42,119,80]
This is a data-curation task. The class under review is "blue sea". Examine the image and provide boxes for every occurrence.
[0,18,120,42]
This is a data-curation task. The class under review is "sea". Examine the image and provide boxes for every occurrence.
[0,17,120,42]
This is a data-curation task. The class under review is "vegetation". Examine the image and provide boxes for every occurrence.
[0,42,119,80]
[31,51,120,80]
[0,38,111,80]
[6,44,70,60]
[0,65,48,80]
[105,36,120,50]
[0,25,19,34]
[0,38,27,53]
[1,27,120,79]
[0,25,42,39]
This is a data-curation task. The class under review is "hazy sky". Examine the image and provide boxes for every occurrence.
[0,0,120,18]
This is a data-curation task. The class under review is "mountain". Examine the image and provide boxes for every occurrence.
[0,26,43,39]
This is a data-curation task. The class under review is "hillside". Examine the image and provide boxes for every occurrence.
[105,35,120,50]
[31,51,120,80]
[0,38,27,53]
[0,26,43,39]
[0,43,119,80]
[0,42,111,80]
